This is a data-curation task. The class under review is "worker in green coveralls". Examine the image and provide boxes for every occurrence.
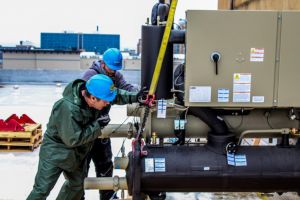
[27,74,139,200]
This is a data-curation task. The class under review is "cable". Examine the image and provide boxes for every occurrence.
[116,138,127,157]
[266,111,274,129]
[169,102,188,111]
[112,104,141,133]
[174,67,184,86]
[102,104,141,176]
[186,138,192,145]
[109,191,118,200]
[173,23,182,30]
[136,106,150,140]
[114,104,142,157]
[171,89,184,93]
[184,106,189,121]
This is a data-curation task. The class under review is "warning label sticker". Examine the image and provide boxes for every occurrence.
[233,73,251,103]
[250,48,264,62]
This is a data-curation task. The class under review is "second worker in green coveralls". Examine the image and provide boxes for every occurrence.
[27,74,118,200]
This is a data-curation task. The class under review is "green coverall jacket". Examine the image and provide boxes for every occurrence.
[27,79,138,200]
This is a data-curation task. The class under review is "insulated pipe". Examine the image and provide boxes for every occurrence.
[128,105,229,136]
[99,122,296,140]
[188,107,228,136]
[126,145,300,194]
[169,30,185,44]
[99,123,134,138]
[146,113,209,138]
[157,3,169,23]
[84,176,128,191]
[127,103,142,117]
[127,105,228,136]
[238,128,290,145]
[127,106,299,138]
[141,25,173,99]
[126,105,299,139]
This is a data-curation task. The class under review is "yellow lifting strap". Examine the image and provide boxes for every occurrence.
[148,0,178,96]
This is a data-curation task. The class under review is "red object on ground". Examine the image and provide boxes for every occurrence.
[0,114,36,131]
[0,119,25,131]
[5,114,36,124]
[19,114,36,124]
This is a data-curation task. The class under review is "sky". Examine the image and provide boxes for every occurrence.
[0,0,217,50]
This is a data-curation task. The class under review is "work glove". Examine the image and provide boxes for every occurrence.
[97,114,110,128]
[136,86,148,104]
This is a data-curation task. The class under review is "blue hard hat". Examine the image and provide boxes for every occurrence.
[86,74,117,102]
[103,48,123,70]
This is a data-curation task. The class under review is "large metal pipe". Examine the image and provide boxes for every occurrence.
[127,106,299,138]
[141,25,173,99]
[238,128,290,145]
[84,176,128,191]
[126,145,300,194]
[169,30,185,44]
[127,103,142,116]
[99,123,134,138]
[99,122,297,142]
[189,107,229,136]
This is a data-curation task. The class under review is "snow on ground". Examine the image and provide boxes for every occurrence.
[0,84,299,200]
[0,84,132,199]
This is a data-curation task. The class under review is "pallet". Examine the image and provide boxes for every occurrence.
[0,123,42,152]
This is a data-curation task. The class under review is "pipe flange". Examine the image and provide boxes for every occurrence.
[226,142,238,154]
[113,176,120,191]
[282,128,290,135]
[127,122,134,138]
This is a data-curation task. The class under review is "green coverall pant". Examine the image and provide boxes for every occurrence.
[27,159,85,200]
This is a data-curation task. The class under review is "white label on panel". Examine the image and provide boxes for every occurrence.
[189,86,211,102]
[233,93,251,102]
[154,158,166,172]
[218,88,229,102]
[233,73,252,84]
[252,96,265,103]
[157,99,167,118]
[233,73,251,102]
[233,84,251,93]
[250,48,264,62]
[145,158,154,173]
[203,167,210,171]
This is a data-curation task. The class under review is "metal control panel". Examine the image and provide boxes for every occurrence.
[184,10,300,108]
[277,12,300,107]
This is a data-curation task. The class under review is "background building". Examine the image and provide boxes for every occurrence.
[1,47,80,70]
[41,32,120,54]
[0,48,3,69]
[137,39,142,55]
